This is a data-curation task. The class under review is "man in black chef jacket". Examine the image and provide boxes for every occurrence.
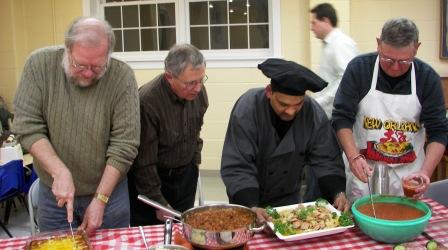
[220,58,348,222]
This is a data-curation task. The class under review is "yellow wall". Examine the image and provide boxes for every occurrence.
[1,0,447,171]
[309,0,448,75]
[350,0,448,75]
[0,0,23,108]
[0,0,82,108]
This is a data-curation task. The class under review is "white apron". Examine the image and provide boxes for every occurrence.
[346,56,425,202]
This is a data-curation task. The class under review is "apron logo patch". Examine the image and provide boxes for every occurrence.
[363,117,420,132]
[361,116,420,164]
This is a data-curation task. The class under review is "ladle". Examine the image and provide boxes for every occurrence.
[365,168,377,218]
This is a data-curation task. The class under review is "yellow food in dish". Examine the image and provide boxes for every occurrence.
[377,141,410,155]
[29,235,89,250]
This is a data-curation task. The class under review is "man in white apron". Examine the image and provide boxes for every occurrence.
[332,17,448,202]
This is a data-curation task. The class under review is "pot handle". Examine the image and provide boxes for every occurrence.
[250,223,266,234]
[164,219,173,245]
[164,216,182,223]
[137,194,182,218]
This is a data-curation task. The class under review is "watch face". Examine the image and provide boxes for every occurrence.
[95,193,109,203]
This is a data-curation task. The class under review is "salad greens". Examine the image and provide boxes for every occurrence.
[266,206,280,219]
[315,198,329,206]
[338,211,354,226]
[296,206,315,220]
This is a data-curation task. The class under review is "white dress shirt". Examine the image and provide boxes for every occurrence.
[314,28,358,118]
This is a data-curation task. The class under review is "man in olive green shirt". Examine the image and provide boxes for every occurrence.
[13,17,140,234]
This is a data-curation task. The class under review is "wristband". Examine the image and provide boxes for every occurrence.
[350,153,365,162]
[94,193,109,204]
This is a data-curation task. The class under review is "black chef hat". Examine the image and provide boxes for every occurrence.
[258,58,328,96]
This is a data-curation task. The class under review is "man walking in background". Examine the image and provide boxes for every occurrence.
[310,3,358,118]
[306,3,358,201]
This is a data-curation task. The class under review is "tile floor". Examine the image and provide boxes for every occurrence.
[0,198,31,239]
[0,170,228,239]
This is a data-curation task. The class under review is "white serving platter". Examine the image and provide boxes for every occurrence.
[267,201,354,241]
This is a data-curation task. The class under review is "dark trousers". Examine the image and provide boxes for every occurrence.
[129,161,198,226]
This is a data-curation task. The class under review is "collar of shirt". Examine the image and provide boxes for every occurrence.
[323,28,342,45]
[379,64,411,91]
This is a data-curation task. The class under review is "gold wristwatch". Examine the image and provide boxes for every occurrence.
[94,193,109,204]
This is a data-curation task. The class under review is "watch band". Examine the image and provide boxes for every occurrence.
[94,193,109,204]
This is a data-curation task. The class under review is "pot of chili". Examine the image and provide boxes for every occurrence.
[138,195,264,249]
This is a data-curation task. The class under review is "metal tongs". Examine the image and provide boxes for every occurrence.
[365,168,377,218]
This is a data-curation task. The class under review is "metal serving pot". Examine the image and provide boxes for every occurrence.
[138,195,264,249]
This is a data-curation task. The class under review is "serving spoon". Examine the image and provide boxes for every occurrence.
[365,168,377,218]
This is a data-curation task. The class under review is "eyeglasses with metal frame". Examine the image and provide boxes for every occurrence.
[69,54,108,74]
[379,55,413,66]
[173,74,208,89]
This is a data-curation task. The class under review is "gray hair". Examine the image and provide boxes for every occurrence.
[380,17,419,47]
[64,17,115,56]
[164,44,205,76]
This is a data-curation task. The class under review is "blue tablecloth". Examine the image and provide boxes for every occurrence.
[0,159,36,199]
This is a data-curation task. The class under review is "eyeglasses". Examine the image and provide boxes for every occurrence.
[379,56,413,66]
[173,74,208,89]
[69,54,108,74]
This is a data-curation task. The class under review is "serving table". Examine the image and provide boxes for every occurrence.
[0,198,446,250]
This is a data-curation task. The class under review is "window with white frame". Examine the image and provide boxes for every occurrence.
[86,0,281,68]
[103,0,176,52]
[189,0,269,50]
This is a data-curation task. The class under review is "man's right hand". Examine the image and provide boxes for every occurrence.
[29,138,76,222]
[156,204,174,222]
[348,155,372,183]
[52,167,75,222]
[251,207,271,224]
[336,129,373,183]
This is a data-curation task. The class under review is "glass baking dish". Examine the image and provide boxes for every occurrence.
[25,229,91,250]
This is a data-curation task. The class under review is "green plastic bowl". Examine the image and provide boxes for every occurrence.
[351,195,431,244]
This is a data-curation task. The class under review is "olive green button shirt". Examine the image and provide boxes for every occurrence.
[13,46,140,195]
